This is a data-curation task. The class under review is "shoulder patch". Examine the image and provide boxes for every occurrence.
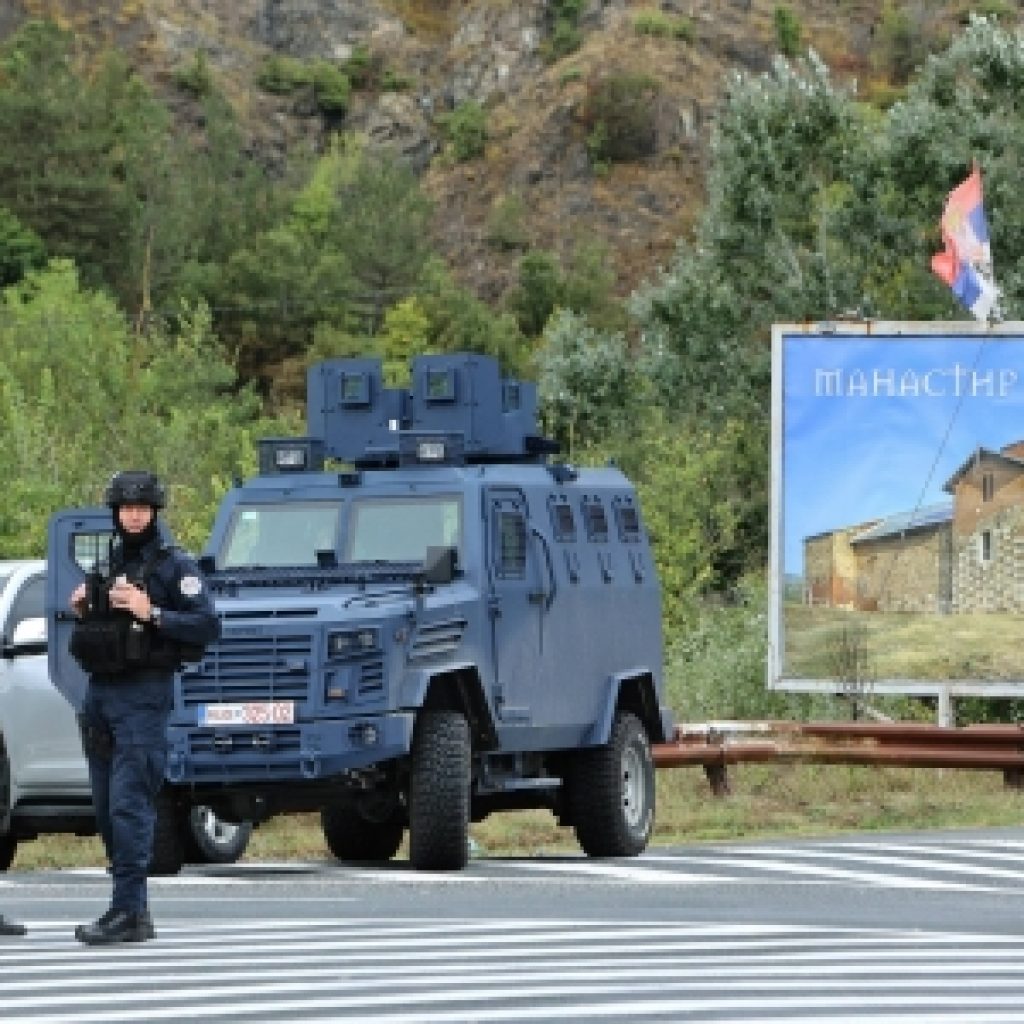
[180,575,203,597]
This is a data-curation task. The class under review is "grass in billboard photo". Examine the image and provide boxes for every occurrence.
[784,603,1024,681]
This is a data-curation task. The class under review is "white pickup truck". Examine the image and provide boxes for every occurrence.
[0,559,250,872]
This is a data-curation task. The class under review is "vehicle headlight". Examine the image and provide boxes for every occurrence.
[327,628,379,658]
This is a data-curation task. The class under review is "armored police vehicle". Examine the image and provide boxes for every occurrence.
[48,353,671,870]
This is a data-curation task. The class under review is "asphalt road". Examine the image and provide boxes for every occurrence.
[3,825,1024,1022]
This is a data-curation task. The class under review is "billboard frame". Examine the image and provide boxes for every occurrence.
[770,320,1024,723]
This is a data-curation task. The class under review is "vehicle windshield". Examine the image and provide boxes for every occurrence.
[215,496,461,569]
[346,496,461,563]
[218,502,342,569]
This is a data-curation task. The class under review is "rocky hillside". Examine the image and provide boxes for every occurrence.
[1,0,1003,305]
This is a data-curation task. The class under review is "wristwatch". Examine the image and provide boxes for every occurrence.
[149,606,163,628]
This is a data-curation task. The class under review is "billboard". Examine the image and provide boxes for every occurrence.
[770,322,1024,711]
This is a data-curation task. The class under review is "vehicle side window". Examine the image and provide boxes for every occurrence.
[73,531,113,574]
[613,496,642,543]
[582,498,609,543]
[548,496,576,542]
[496,510,527,579]
[8,576,44,634]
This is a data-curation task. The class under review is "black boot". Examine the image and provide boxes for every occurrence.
[0,914,25,936]
[74,907,114,942]
[75,909,153,946]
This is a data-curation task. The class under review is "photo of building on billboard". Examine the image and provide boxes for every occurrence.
[771,323,1024,699]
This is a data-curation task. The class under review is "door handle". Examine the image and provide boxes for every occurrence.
[530,527,556,611]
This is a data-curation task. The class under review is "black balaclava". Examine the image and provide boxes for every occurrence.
[113,506,159,559]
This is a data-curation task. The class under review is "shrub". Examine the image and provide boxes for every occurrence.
[774,5,803,57]
[310,61,350,114]
[174,51,213,97]
[874,1,924,83]
[256,55,311,94]
[344,44,375,89]
[381,68,413,91]
[544,0,585,61]
[486,194,529,251]
[256,56,350,115]
[634,11,694,42]
[582,72,660,164]
[957,0,1014,23]
[439,100,487,161]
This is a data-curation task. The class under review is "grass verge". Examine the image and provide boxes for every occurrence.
[9,761,1023,872]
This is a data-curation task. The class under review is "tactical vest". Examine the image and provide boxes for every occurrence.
[69,548,204,678]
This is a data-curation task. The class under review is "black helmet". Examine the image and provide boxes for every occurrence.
[104,470,166,509]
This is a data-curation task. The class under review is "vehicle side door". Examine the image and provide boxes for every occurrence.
[46,508,173,712]
[486,488,547,737]
[1,569,88,794]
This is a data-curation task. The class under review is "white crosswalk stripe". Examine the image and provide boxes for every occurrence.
[2,917,1024,1023]
[4,837,1024,1020]
[6,836,1024,898]
[9,836,1024,894]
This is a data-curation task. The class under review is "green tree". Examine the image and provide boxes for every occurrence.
[377,297,431,384]
[415,261,527,374]
[861,15,1024,318]
[328,145,435,332]
[0,22,132,296]
[0,261,288,555]
[0,207,44,286]
[508,250,563,337]
[535,309,640,450]
[623,51,869,588]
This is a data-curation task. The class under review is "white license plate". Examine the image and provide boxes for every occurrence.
[199,701,295,726]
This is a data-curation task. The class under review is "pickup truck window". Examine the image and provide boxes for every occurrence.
[8,576,44,634]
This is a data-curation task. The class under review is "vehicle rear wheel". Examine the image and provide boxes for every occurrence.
[183,806,254,865]
[568,710,655,858]
[322,798,405,862]
[408,710,471,871]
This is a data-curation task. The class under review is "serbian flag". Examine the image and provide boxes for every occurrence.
[930,163,1000,322]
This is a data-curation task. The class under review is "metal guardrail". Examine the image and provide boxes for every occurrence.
[652,720,1024,795]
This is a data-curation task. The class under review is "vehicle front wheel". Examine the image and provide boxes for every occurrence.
[408,710,471,871]
[567,710,655,858]
[183,807,254,865]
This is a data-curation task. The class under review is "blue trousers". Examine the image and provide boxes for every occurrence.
[81,676,171,913]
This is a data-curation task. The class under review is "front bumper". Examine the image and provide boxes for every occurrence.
[165,712,415,785]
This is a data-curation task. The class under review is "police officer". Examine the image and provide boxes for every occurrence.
[69,470,219,946]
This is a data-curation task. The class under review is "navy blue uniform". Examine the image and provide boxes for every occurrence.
[80,536,218,914]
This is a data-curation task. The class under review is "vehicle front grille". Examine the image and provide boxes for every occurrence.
[180,633,312,706]
[358,656,385,696]
[189,728,302,756]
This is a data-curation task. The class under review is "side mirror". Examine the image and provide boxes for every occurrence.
[422,546,457,585]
